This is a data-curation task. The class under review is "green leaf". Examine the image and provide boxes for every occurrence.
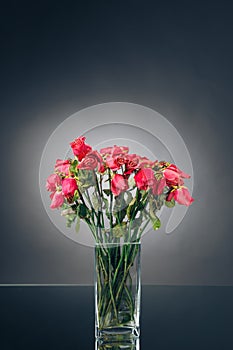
[66,213,76,228]
[126,197,137,220]
[112,223,127,238]
[72,189,79,202]
[69,159,78,174]
[125,191,133,205]
[151,216,161,230]
[92,193,100,211]
[114,208,127,223]
[149,196,161,230]
[113,193,125,210]
[78,170,95,191]
[165,198,175,208]
[102,197,110,219]
[131,214,143,230]
[78,203,88,219]
[61,202,70,210]
[75,216,80,233]
[149,197,156,216]
[113,193,128,223]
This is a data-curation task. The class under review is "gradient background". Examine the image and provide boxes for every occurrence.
[1,1,233,285]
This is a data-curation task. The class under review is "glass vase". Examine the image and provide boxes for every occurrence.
[94,241,141,344]
[95,337,139,350]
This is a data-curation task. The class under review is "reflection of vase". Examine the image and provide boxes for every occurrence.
[95,337,140,350]
[95,242,141,343]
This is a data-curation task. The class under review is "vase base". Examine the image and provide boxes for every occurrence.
[96,326,140,344]
[96,337,140,349]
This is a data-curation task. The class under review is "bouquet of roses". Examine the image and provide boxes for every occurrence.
[46,136,193,242]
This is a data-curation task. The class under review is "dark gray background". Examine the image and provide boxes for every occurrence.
[1,1,233,284]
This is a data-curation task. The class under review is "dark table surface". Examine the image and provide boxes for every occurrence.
[1,285,233,349]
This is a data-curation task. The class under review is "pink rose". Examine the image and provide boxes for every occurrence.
[99,146,114,156]
[105,155,128,171]
[100,145,129,157]
[167,187,194,206]
[62,178,78,198]
[124,154,140,175]
[138,156,155,169]
[134,168,155,191]
[115,156,128,166]
[111,174,129,196]
[111,145,129,157]
[50,191,64,209]
[78,150,105,173]
[164,164,190,186]
[70,136,92,161]
[105,156,120,170]
[100,145,129,170]
[46,174,61,192]
[55,159,71,175]
[152,177,166,196]
[46,174,64,209]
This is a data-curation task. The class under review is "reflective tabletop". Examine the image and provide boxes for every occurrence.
[1,286,233,349]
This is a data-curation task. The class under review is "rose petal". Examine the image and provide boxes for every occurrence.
[50,191,64,209]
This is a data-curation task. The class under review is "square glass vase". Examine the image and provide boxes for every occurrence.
[94,241,141,344]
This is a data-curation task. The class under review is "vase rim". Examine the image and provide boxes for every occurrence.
[95,241,141,247]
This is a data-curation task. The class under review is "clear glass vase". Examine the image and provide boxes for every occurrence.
[95,337,140,350]
[95,241,141,344]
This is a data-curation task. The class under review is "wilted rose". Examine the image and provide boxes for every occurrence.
[124,154,140,175]
[111,174,129,196]
[55,159,71,175]
[105,155,128,171]
[167,187,194,206]
[138,156,156,169]
[70,136,92,161]
[100,145,129,157]
[78,150,105,173]
[50,191,64,209]
[46,174,64,209]
[46,174,61,192]
[164,164,190,186]
[134,168,155,191]
[105,156,120,171]
[152,177,166,196]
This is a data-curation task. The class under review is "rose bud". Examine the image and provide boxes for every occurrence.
[70,136,92,161]
[111,174,129,196]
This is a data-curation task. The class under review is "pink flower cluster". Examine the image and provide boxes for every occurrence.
[46,136,194,209]
[46,173,78,209]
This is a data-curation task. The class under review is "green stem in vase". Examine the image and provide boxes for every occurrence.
[107,249,118,322]
[108,168,113,239]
